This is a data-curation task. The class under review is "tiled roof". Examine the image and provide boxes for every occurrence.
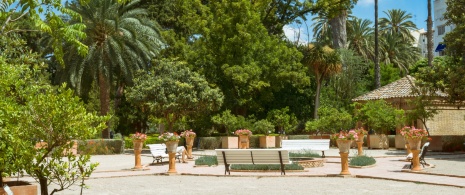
[352,75,447,102]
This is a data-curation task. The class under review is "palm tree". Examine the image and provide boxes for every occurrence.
[379,9,418,43]
[347,17,374,60]
[65,0,164,138]
[302,43,342,119]
[311,14,332,45]
[379,33,421,75]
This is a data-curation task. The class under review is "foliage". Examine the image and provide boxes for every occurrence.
[197,137,222,150]
[131,132,147,141]
[289,150,321,158]
[301,43,341,119]
[347,17,374,60]
[194,156,218,166]
[354,127,368,135]
[443,0,465,61]
[415,56,465,103]
[253,119,275,135]
[126,59,223,133]
[180,130,196,138]
[399,126,428,139]
[354,100,405,134]
[211,110,254,135]
[379,9,417,43]
[349,155,376,166]
[267,107,298,134]
[230,163,304,171]
[188,0,309,114]
[79,139,125,155]
[305,106,353,135]
[234,129,253,137]
[331,130,358,141]
[158,132,181,142]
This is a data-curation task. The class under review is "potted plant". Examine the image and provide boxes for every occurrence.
[180,129,196,159]
[354,100,405,149]
[131,132,147,169]
[253,119,275,148]
[159,132,181,173]
[399,126,428,171]
[331,130,358,175]
[354,127,368,155]
[235,129,252,149]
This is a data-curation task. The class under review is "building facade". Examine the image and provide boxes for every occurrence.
[434,0,455,56]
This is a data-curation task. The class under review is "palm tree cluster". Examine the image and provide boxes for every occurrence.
[312,9,421,76]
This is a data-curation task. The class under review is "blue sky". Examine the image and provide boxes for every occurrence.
[285,0,429,43]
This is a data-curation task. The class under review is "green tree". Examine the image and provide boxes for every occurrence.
[354,100,405,135]
[443,0,465,62]
[379,33,421,75]
[63,0,164,138]
[189,0,309,116]
[311,13,332,45]
[301,43,341,119]
[126,59,224,133]
[305,106,353,135]
[379,9,417,43]
[311,0,359,49]
[347,17,374,60]
[259,0,314,36]
[266,107,297,134]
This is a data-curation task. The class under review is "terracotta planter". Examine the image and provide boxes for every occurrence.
[133,139,145,169]
[185,137,195,159]
[259,136,276,148]
[336,140,352,153]
[238,135,250,149]
[357,133,364,142]
[339,152,351,175]
[165,141,179,153]
[221,137,239,149]
[275,135,288,148]
[407,137,422,150]
[0,181,37,195]
[165,141,179,174]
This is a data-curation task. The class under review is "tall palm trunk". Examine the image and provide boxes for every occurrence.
[427,0,433,67]
[329,11,348,49]
[99,72,111,138]
[313,77,322,119]
[374,0,380,88]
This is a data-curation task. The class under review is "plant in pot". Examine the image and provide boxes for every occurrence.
[305,106,353,141]
[354,100,405,149]
[253,119,275,148]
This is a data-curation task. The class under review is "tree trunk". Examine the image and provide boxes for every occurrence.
[98,72,111,139]
[39,176,48,195]
[427,0,433,67]
[374,0,381,88]
[313,79,322,119]
[329,11,348,49]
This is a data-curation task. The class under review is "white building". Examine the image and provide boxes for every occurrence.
[411,28,428,58]
[434,0,455,56]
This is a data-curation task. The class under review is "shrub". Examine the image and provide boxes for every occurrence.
[289,150,321,158]
[230,163,304,170]
[288,135,310,140]
[349,155,376,166]
[195,156,218,166]
[198,137,222,149]
[79,139,125,155]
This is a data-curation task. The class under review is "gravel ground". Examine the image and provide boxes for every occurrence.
[48,175,465,195]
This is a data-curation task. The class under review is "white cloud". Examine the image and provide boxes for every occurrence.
[283,25,309,45]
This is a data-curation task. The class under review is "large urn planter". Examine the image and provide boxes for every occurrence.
[221,136,239,149]
[368,134,388,149]
[185,137,195,159]
[407,138,422,171]
[0,181,37,195]
[132,139,145,170]
[337,139,352,175]
[238,135,250,149]
[259,136,276,148]
[165,141,179,174]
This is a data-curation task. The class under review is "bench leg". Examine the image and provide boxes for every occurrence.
[322,151,325,158]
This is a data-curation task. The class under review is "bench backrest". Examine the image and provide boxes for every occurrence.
[147,144,167,156]
[281,139,330,151]
[420,142,430,160]
[215,149,290,165]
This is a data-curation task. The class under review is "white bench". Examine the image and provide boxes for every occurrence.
[147,144,184,163]
[281,139,330,158]
[215,149,291,175]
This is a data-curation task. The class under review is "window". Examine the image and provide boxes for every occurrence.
[438,25,446,35]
